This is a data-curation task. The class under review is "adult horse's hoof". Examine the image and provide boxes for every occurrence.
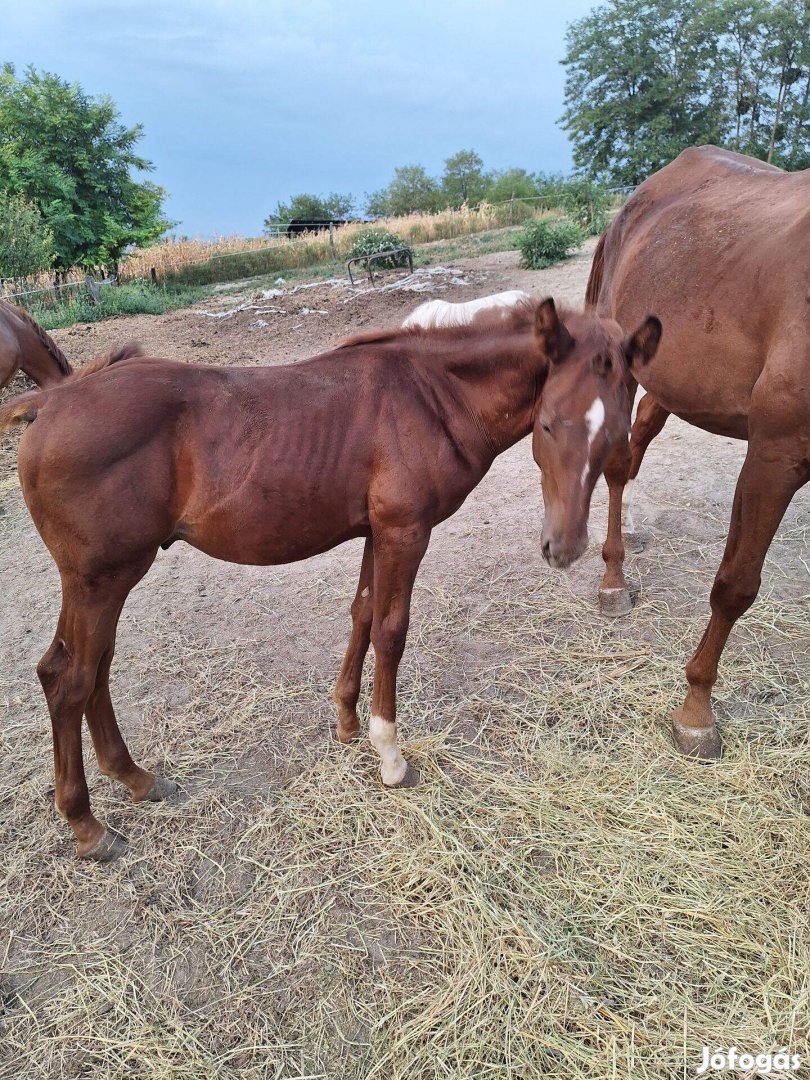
[386,764,421,789]
[623,531,646,554]
[145,776,179,802]
[81,828,128,862]
[599,587,632,617]
[671,718,723,760]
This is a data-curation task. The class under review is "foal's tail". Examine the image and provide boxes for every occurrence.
[0,342,144,432]
[584,230,607,310]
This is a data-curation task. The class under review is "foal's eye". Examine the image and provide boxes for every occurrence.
[540,420,553,435]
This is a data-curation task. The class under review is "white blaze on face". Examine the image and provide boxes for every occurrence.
[580,396,606,487]
[402,290,530,330]
[369,714,408,786]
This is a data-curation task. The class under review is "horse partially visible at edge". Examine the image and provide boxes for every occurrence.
[586,144,810,760]
[0,297,660,861]
[0,300,72,388]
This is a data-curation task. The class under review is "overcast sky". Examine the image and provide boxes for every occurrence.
[3,0,594,237]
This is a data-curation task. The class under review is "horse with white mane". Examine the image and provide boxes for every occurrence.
[402,290,530,329]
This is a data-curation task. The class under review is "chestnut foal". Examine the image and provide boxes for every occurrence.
[0,300,72,388]
[2,299,660,860]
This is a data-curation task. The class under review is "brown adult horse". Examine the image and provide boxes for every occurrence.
[1,298,660,861]
[0,300,72,388]
[586,145,810,760]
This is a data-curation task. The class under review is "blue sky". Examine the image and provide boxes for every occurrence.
[3,0,594,237]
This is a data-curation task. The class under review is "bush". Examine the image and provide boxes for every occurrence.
[346,229,412,269]
[516,217,585,270]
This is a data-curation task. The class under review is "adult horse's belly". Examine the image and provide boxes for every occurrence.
[612,278,762,440]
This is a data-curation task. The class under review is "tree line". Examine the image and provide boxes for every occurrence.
[0,64,170,287]
[262,151,599,229]
[562,0,810,185]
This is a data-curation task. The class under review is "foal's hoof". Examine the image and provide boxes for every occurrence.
[671,718,723,760]
[598,587,632,617]
[145,776,179,802]
[336,723,361,745]
[623,531,646,554]
[82,828,128,863]
[385,764,421,789]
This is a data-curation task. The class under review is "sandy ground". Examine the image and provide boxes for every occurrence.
[1,241,808,1078]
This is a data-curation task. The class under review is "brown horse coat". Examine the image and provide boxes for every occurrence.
[587,145,810,757]
[2,299,660,859]
[0,301,72,388]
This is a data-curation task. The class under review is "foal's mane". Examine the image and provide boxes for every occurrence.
[2,301,72,375]
[337,297,537,350]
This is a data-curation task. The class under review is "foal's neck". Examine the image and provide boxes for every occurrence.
[442,332,543,455]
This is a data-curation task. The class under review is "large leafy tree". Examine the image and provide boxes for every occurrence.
[263,191,354,228]
[561,0,810,184]
[441,149,488,207]
[0,64,171,270]
[366,165,442,216]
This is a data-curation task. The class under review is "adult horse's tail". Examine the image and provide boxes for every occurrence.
[0,343,143,431]
[585,230,607,310]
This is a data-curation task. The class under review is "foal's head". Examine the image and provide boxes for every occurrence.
[532,300,661,568]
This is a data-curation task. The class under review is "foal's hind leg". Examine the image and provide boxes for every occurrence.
[39,556,157,859]
[333,537,374,743]
[86,632,177,804]
[671,432,807,759]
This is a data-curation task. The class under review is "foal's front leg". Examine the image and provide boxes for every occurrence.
[368,524,430,787]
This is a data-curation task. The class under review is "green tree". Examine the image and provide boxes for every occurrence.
[366,165,442,216]
[441,149,488,207]
[485,168,540,203]
[263,191,354,228]
[0,64,171,270]
[562,0,810,184]
[0,190,54,287]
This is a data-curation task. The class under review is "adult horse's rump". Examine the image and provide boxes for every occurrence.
[1,299,660,860]
[587,144,810,758]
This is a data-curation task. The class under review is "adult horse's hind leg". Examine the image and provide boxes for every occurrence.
[39,554,158,860]
[333,537,374,743]
[368,524,430,787]
[671,433,808,759]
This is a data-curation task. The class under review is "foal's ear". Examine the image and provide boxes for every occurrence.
[624,316,662,368]
[535,298,574,364]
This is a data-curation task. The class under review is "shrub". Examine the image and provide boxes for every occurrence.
[346,229,412,269]
[26,281,206,330]
[516,217,585,270]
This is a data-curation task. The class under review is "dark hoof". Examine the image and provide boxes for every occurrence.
[671,718,723,760]
[386,763,421,789]
[623,531,646,554]
[145,776,179,802]
[82,828,128,862]
[336,723,361,745]
[599,587,632,617]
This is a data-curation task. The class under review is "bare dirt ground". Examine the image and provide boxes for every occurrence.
[1,240,808,1079]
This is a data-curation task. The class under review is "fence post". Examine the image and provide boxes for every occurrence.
[85,275,101,305]
[509,194,515,225]
[329,222,336,260]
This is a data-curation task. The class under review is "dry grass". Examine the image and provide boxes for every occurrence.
[1,509,808,1079]
[118,203,549,285]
